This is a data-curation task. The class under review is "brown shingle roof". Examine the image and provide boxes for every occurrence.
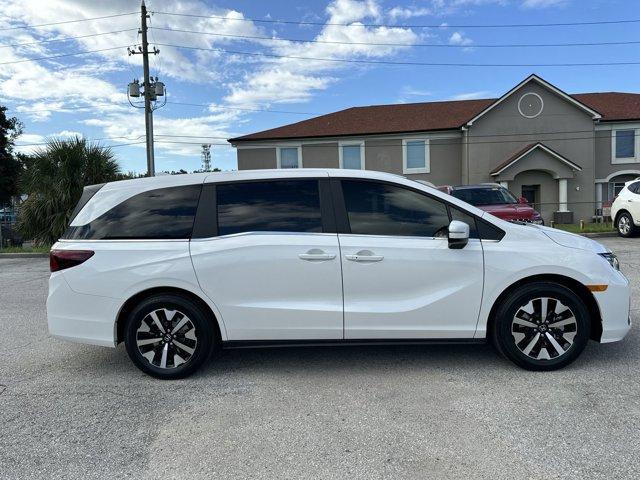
[229,92,640,143]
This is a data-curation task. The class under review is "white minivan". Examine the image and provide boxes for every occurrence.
[47,169,630,378]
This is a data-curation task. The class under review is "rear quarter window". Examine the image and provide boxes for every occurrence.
[63,184,202,240]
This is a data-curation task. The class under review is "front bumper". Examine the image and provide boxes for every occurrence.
[46,272,120,347]
[595,271,632,343]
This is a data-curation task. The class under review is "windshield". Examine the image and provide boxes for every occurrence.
[452,187,518,206]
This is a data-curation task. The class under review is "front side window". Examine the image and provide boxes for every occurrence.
[615,130,635,159]
[341,180,450,237]
[404,139,429,173]
[64,185,202,240]
[279,147,300,168]
[341,144,363,169]
[449,206,478,238]
[217,180,322,236]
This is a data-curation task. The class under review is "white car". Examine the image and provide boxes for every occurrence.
[47,169,630,379]
[611,178,640,237]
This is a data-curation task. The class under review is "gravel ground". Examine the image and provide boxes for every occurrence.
[1,237,638,479]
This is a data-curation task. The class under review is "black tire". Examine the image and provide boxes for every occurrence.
[616,211,636,238]
[491,282,590,371]
[124,293,216,379]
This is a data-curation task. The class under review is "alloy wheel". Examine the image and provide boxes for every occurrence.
[618,215,631,235]
[136,308,198,369]
[511,297,577,360]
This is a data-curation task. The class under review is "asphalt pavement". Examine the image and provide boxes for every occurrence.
[1,237,639,479]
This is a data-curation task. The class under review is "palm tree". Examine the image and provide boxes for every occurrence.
[18,137,123,245]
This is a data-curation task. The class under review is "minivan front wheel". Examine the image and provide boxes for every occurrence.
[491,282,590,371]
[124,293,215,379]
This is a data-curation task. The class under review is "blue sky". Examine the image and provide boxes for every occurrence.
[1,0,638,173]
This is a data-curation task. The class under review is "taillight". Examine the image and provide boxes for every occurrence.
[50,249,94,272]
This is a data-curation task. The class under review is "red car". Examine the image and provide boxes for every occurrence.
[438,184,544,225]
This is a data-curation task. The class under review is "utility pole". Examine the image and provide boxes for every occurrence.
[140,1,154,176]
[127,1,165,177]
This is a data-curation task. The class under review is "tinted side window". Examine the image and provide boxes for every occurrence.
[629,181,640,194]
[217,180,322,236]
[342,180,449,237]
[64,185,201,240]
[449,206,478,239]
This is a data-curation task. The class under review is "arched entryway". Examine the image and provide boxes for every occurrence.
[491,143,581,223]
[509,170,559,224]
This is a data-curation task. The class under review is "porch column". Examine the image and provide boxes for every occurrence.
[558,178,568,212]
[499,181,508,189]
[595,182,603,210]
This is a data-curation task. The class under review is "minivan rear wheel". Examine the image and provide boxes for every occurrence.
[124,293,215,379]
[491,282,590,371]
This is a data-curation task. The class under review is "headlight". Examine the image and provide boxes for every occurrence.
[599,252,620,270]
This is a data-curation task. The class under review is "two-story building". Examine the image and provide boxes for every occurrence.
[229,74,640,224]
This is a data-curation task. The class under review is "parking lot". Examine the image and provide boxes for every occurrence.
[0,237,638,479]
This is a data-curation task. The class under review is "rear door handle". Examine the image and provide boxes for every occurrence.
[298,250,336,261]
[345,251,384,262]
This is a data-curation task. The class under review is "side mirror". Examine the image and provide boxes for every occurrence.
[448,220,469,249]
[518,197,529,204]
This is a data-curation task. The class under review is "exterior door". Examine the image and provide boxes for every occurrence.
[336,179,484,339]
[190,178,344,340]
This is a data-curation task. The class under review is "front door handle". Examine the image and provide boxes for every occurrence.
[298,249,336,261]
[345,250,384,262]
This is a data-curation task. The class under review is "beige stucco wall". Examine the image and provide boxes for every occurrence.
[467,80,596,222]
[363,137,461,185]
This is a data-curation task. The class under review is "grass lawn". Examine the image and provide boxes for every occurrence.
[553,223,615,234]
[0,245,51,254]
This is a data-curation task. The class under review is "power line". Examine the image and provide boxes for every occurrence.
[0,45,130,65]
[151,26,640,49]
[16,140,146,148]
[153,11,640,29]
[156,42,640,67]
[0,29,138,49]
[0,12,138,32]
[155,134,618,146]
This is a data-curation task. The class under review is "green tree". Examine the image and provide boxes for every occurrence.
[0,106,24,206]
[18,137,122,245]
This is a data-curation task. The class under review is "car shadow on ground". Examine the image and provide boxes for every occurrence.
[74,333,638,383]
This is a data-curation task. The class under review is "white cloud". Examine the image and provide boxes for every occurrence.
[448,31,473,46]
[225,0,419,108]
[83,111,238,158]
[451,90,493,100]
[521,0,568,8]
[388,6,433,20]
[401,86,433,97]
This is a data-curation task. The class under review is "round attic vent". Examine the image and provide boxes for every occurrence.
[518,92,544,118]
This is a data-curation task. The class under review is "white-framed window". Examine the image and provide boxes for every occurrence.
[339,141,364,170]
[276,146,302,168]
[402,138,430,174]
[612,128,639,164]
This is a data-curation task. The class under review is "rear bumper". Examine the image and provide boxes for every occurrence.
[595,272,632,343]
[46,272,119,347]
